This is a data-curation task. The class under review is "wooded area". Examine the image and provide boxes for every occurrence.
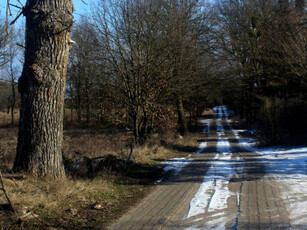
[0,0,306,177]
[66,0,307,145]
[0,0,307,229]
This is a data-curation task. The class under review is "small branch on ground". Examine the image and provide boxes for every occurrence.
[0,170,15,213]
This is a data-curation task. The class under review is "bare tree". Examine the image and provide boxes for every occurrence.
[90,0,216,141]
[0,16,8,67]
[68,19,102,125]
[161,0,213,135]
[93,0,172,143]
[3,27,21,125]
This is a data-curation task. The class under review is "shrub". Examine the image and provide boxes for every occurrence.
[256,97,307,145]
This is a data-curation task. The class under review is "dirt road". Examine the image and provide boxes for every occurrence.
[108,107,300,230]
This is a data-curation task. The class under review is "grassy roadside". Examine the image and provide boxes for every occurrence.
[0,126,202,229]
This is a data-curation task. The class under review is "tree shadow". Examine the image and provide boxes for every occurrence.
[159,141,307,186]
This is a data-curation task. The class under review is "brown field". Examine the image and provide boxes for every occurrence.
[0,111,20,127]
[0,119,203,229]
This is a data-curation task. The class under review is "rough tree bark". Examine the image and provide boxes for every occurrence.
[13,0,74,178]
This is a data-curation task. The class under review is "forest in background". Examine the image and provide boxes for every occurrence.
[1,0,306,146]
[0,0,306,228]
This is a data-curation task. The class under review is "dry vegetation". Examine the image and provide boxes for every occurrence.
[0,115,204,229]
[0,112,19,127]
[0,176,150,229]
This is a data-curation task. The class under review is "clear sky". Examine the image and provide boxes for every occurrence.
[0,0,91,79]
[1,0,91,26]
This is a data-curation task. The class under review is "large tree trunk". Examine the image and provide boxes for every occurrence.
[13,0,74,178]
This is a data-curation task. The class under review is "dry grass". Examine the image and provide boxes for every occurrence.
[0,176,150,229]
[0,111,20,127]
[202,108,214,116]
[0,127,18,170]
[0,127,200,171]
[63,130,128,159]
[0,125,203,229]
[132,132,202,164]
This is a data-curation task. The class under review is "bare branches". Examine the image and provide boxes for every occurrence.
[9,11,24,26]
[80,0,88,5]
[9,3,23,9]
[5,0,25,27]
[5,0,11,45]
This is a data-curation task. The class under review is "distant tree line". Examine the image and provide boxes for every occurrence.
[0,17,21,126]
[0,0,306,178]
[67,0,217,144]
[66,0,306,145]
[1,0,306,145]
[215,0,307,144]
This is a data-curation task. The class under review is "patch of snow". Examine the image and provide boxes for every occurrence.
[160,118,210,179]
[195,142,207,154]
[162,158,192,175]
[184,225,200,230]
[216,119,225,137]
[208,180,231,212]
[228,115,307,227]
[186,162,217,218]
[217,138,231,155]
[199,119,211,133]
[205,218,227,230]
[207,137,235,212]
[213,106,227,119]
[195,119,210,154]
[186,121,236,224]
[155,178,163,184]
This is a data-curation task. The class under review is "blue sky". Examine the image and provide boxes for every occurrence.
[0,0,91,79]
[73,0,91,20]
[1,0,90,26]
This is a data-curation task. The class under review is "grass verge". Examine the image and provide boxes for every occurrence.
[0,126,202,229]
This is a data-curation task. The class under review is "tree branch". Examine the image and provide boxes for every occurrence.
[0,170,15,213]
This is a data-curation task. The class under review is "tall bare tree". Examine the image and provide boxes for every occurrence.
[3,27,21,125]
[162,0,213,135]
[0,17,7,67]
[13,0,74,178]
[67,19,104,125]
[93,0,172,143]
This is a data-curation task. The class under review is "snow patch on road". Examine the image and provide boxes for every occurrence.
[195,142,207,154]
[228,118,307,227]
[199,119,211,134]
[216,119,225,137]
[217,138,231,155]
[157,118,211,183]
[207,180,230,212]
[195,119,210,154]
[186,154,218,218]
[186,117,236,228]
[207,137,235,212]
[162,158,192,174]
